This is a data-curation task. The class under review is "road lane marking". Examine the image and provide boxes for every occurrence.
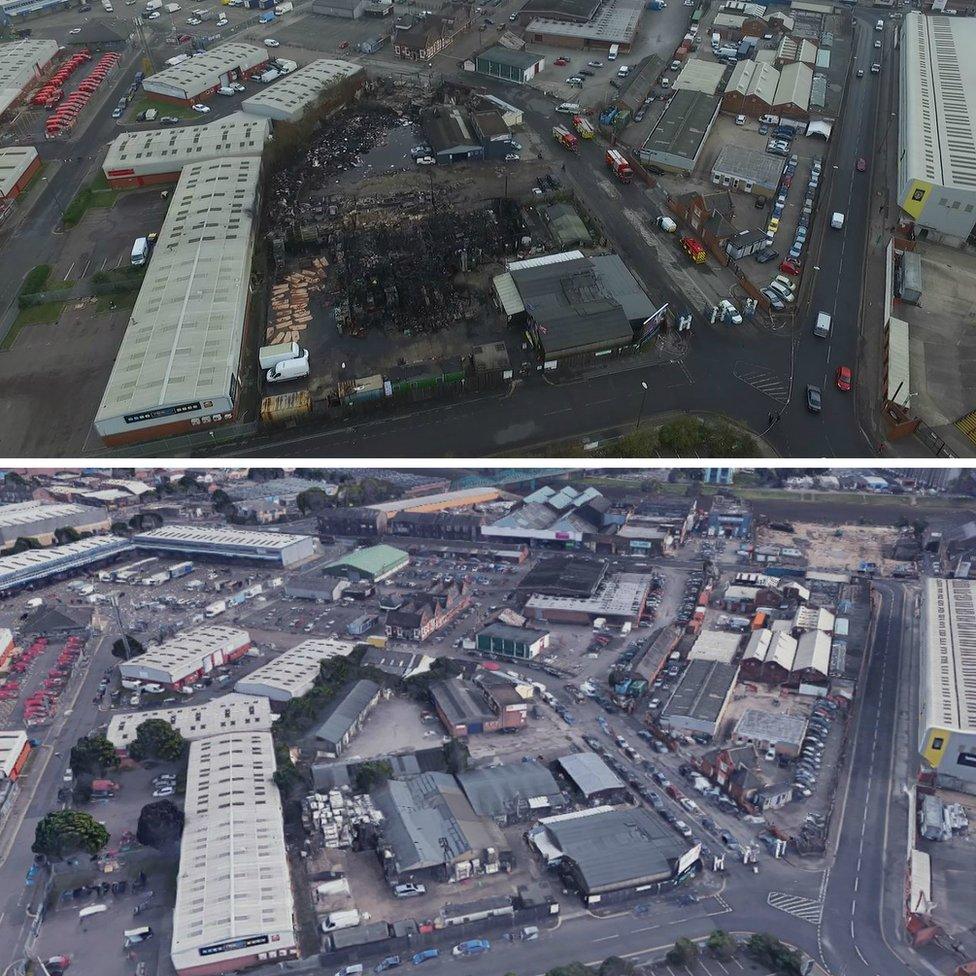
[767,891,824,924]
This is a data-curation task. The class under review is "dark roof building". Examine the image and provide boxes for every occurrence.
[313,679,382,754]
[360,646,433,679]
[420,105,484,163]
[372,771,509,882]
[476,622,550,659]
[659,659,738,737]
[388,509,486,541]
[517,0,601,22]
[318,506,388,538]
[473,45,545,84]
[638,89,721,174]
[458,761,565,822]
[533,806,693,901]
[20,605,91,637]
[516,555,608,596]
[430,677,497,736]
[555,751,626,800]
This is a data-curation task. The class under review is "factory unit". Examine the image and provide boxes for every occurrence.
[235,637,356,701]
[0,146,41,200]
[658,659,739,737]
[94,156,263,446]
[0,730,31,781]
[0,500,111,548]
[721,60,779,119]
[457,761,565,823]
[523,573,651,625]
[638,90,720,174]
[471,45,546,84]
[771,60,812,120]
[102,114,271,188]
[142,42,269,105]
[240,59,365,123]
[107,695,274,749]
[117,625,252,689]
[133,525,315,567]
[312,0,366,17]
[919,578,976,794]
[476,622,550,660]
[429,676,526,736]
[0,536,133,595]
[522,0,643,53]
[313,679,383,754]
[171,731,297,976]
[0,39,60,119]
[555,752,627,803]
[897,13,976,246]
[321,544,410,583]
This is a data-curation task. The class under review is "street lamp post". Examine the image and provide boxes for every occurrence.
[635,380,648,432]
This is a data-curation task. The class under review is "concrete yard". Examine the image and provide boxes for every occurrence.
[754,519,899,573]
[343,695,441,760]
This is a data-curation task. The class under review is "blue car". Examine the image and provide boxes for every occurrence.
[452,940,490,957]
[412,950,439,966]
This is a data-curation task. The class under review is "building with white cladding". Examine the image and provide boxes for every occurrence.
[143,42,269,105]
[240,59,365,123]
[0,536,133,595]
[102,113,271,188]
[133,525,316,566]
[171,730,297,976]
[235,638,356,701]
[0,500,111,547]
[107,694,273,749]
[117,625,252,689]
[94,156,263,446]
[0,39,59,118]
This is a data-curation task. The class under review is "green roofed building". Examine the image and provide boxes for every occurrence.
[473,45,546,85]
[322,544,410,583]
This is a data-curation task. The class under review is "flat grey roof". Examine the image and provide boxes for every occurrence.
[711,143,785,184]
[544,806,686,889]
[0,39,58,117]
[734,707,808,746]
[314,679,380,745]
[0,145,37,196]
[660,659,738,724]
[95,155,262,432]
[478,622,547,644]
[525,0,643,44]
[557,751,624,797]
[641,89,720,163]
[457,761,563,818]
[142,42,267,100]
[476,45,544,70]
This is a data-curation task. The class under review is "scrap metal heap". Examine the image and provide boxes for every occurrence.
[332,197,524,336]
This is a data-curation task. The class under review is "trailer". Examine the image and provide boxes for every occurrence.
[552,124,579,152]
[606,148,633,183]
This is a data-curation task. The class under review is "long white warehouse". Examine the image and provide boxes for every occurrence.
[143,42,269,105]
[172,730,297,976]
[0,39,59,118]
[118,625,252,689]
[94,155,262,446]
[240,59,364,123]
[102,113,271,188]
[107,694,273,749]
[235,637,356,701]
[133,525,316,567]
[0,536,133,594]
[0,500,110,547]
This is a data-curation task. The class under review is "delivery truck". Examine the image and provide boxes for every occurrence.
[321,910,361,932]
[259,341,303,370]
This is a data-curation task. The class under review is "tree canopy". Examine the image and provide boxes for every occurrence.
[137,799,185,850]
[746,934,803,976]
[33,810,109,859]
[354,760,394,793]
[111,635,145,660]
[70,734,120,777]
[666,938,699,966]
[127,719,187,762]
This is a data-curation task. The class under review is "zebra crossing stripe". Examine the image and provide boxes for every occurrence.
[767,891,824,925]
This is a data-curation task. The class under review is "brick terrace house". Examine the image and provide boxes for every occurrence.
[385,579,471,641]
[668,191,737,266]
[393,3,471,60]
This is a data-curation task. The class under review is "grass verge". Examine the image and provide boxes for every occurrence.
[0,302,65,351]
[62,174,123,227]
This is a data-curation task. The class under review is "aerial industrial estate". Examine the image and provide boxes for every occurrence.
[0,464,973,976]
[0,0,973,458]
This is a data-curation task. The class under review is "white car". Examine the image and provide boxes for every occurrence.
[69,27,82,33]
[504,153,520,161]
[719,299,743,324]
[264,37,280,46]
[152,787,175,797]
[186,16,201,23]
[191,103,210,113]
[232,82,245,91]
[415,156,435,165]
[148,10,159,16]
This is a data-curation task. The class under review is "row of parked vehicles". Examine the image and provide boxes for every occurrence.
[333,938,503,976]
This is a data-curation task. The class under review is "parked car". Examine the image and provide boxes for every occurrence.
[411,951,439,965]
[394,883,426,898]
[805,384,822,414]
[452,941,490,957]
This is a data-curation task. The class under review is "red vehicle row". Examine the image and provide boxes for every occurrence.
[45,52,121,137]
[31,51,92,109]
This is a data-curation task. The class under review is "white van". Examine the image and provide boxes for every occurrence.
[556,102,580,114]
[608,42,619,60]
[130,237,150,266]
[216,86,235,96]
[123,927,153,948]
[259,340,303,370]
[266,351,309,383]
[875,18,883,29]
[813,311,831,338]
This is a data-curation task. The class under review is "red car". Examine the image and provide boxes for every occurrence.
[779,258,801,276]
[338,40,349,49]
[554,57,570,65]
[835,365,852,391]
[856,157,867,172]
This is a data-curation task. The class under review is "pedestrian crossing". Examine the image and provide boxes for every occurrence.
[733,361,790,404]
[767,891,824,924]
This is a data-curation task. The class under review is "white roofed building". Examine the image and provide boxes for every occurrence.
[741,629,797,684]
[0,500,111,547]
[94,156,263,446]
[143,43,269,105]
[0,730,31,781]
[234,638,356,701]
[897,13,976,246]
[133,525,316,566]
[171,731,297,976]
[0,536,133,595]
[0,39,59,118]
[117,625,252,689]
[102,113,271,188]
[241,59,364,123]
[0,146,41,200]
[107,694,273,749]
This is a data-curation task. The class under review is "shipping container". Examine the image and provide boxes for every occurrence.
[260,391,312,423]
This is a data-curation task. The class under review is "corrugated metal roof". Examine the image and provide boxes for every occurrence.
[493,272,525,316]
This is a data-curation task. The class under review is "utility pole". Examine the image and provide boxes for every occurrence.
[110,595,133,660]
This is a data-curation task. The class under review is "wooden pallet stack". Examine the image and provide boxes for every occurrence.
[265,258,329,345]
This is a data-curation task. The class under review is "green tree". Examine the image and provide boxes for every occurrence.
[545,964,593,976]
[110,521,131,537]
[296,487,330,515]
[32,810,109,859]
[598,957,635,976]
[69,734,120,776]
[666,938,699,967]
[706,930,737,961]
[658,416,705,456]
[127,719,187,762]
[111,635,144,660]
[745,934,803,976]
[136,799,185,850]
[54,526,81,545]
[11,536,43,554]
[354,759,394,793]
[443,738,470,775]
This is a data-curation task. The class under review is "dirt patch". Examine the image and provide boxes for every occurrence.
[755,520,900,574]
